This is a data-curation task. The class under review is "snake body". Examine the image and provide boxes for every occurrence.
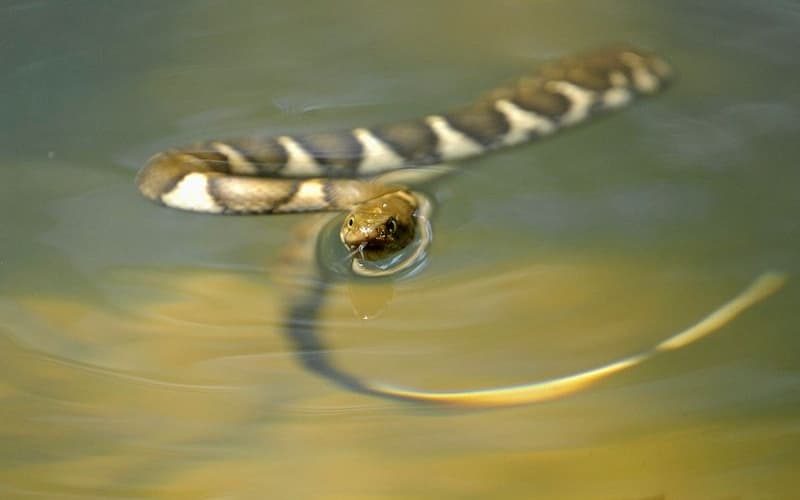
[137,46,672,218]
[133,47,787,409]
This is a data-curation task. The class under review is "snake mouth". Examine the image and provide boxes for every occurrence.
[347,240,397,261]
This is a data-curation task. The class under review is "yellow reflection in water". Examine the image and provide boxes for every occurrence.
[0,258,795,499]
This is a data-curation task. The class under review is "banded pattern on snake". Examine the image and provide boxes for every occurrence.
[137,47,671,217]
[136,47,787,408]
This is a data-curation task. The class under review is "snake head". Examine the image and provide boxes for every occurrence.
[339,190,417,261]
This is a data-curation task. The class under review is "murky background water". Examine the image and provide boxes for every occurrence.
[1,1,799,498]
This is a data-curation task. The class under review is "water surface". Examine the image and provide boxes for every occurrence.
[1,1,798,498]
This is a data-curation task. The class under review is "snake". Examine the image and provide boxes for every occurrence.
[136,46,786,408]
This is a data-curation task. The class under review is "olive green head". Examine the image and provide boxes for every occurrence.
[339,191,417,261]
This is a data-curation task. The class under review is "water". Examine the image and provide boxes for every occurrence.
[1,1,799,498]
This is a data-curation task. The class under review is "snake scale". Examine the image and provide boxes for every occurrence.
[137,47,786,408]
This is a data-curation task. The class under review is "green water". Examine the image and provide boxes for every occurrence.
[1,1,798,499]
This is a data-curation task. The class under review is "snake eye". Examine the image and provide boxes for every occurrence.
[347,216,355,228]
[386,218,397,235]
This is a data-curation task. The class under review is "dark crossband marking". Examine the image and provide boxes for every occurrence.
[555,66,611,91]
[228,136,290,175]
[370,120,440,165]
[294,132,363,173]
[444,102,511,147]
[511,78,572,118]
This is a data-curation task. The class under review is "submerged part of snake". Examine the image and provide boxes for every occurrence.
[283,269,785,408]
[136,46,787,408]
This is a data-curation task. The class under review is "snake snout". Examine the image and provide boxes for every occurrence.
[341,224,376,249]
